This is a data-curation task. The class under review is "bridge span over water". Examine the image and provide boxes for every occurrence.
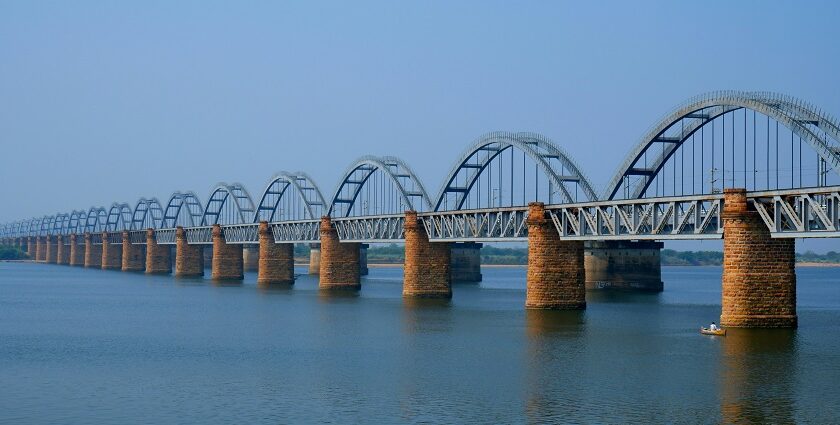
[3,91,840,328]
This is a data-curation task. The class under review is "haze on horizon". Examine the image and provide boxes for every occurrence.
[2,1,839,252]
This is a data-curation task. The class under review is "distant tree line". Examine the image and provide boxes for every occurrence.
[0,246,28,260]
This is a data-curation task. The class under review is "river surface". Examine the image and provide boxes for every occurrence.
[1,262,838,424]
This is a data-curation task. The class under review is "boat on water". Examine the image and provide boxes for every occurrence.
[700,327,726,336]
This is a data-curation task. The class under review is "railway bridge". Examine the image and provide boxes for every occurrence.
[3,91,840,328]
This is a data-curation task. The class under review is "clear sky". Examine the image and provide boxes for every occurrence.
[2,1,839,251]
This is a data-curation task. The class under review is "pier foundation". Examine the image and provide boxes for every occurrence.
[56,235,70,264]
[319,217,360,290]
[175,226,204,277]
[526,202,586,310]
[84,233,102,268]
[35,236,45,262]
[69,234,84,266]
[101,232,122,270]
[257,221,295,285]
[121,231,145,272]
[145,229,171,274]
[211,224,243,280]
[584,240,663,291]
[403,210,451,298]
[450,242,482,282]
[721,189,797,328]
[45,235,58,264]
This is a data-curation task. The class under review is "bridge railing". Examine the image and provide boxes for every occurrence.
[270,219,320,243]
[334,214,404,243]
[750,186,840,238]
[128,230,146,244]
[420,207,529,242]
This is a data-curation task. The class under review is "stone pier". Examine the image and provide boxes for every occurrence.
[175,226,204,277]
[69,234,84,266]
[121,231,145,272]
[211,224,243,280]
[403,210,451,298]
[56,235,70,265]
[721,188,797,328]
[308,243,321,274]
[45,235,58,264]
[318,217,360,290]
[84,233,102,268]
[145,229,171,274]
[101,232,122,270]
[584,240,663,291]
[450,242,482,282]
[257,221,295,285]
[243,244,259,272]
[27,237,36,258]
[525,202,586,310]
[35,236,46,262]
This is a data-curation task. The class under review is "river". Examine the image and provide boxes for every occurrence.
[1,262,838,423]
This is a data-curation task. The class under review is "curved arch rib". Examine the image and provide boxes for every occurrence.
[434,131,598,211]
[162,191,204,228]
[605,91,840,200]
[328,156,432,217]
[132,198,164,230]
[255,172,327,222]
[201,183,256,225]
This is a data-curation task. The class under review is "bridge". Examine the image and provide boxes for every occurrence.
[2,91,840,328]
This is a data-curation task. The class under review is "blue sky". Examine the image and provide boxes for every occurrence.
[1,1,839,251]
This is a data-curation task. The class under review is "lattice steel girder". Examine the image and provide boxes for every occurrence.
[750,186,840,238]
[333,215,405,242]
[419,207,530,242]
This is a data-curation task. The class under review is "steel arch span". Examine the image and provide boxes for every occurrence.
[434,131,598,211]
[255,172,327,222]
[202,183,256,225]
[53,213,70,235]
[68,210,89,235]
[85,207,108,233]
[605,91,840,200]
[132,198,164,230]
[162,191,204,228]
[328,156,432,217]
[106,203,133,232]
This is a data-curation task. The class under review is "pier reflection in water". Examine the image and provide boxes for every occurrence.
[0,263,838,423]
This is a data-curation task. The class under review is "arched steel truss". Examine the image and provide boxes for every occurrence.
[201,183,256,225]
[132,198,164,230]
[53,213,70,235]
[85,207,108,233]
[434,131,598,211]
[106,203,133,232]
[604,91,840,200]
[162,191,204,228]
[38,215,54,237]
[328,156,432,217]
[255,172,327,222]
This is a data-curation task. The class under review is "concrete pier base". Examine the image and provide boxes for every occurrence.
[450,242,482,282]
[319,217,360,290]
[403,210,451,298]
[584,240,663,291]
[145,229,171,274]
[308,244,321,275]
[721,189,797,328]
[526,202,586,310]
[211,224,243,280]
[257,222,295,285]
[175,226,204,277]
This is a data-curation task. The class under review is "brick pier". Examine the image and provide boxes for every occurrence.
[318,216,360,290]
[257,221,295,285]
[525,202,586,310]
[101,232,122,270]
[403,210,451,298]
[56,235,70,264]
[211,224,243,280]
[45,235,58,263]
[84,233,102,268]
[175,226,204,277]
[35,236,46,262]
[145,229,171,274]
[121,231,145,272]
[69,234,84,266]
[721,188,797,328]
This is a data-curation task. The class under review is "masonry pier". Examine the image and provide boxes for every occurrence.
[35,236,45,262]
[212,224,244,280]
[175,226,204,277]
[121,231,145,272]
[257,221,295,285]
[56,235,70,264]
[318,216,360,290]
[69,234,84,266]
[721,188,797,328]
[84,233,102,268]
[526,202,586,310]
[145,229,171,274]
[403,210,452,298]
[45,235,58,264]
[584,241,663,291]
[101,232,122,270]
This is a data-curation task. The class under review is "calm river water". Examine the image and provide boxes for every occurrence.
[1,262,839,424]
